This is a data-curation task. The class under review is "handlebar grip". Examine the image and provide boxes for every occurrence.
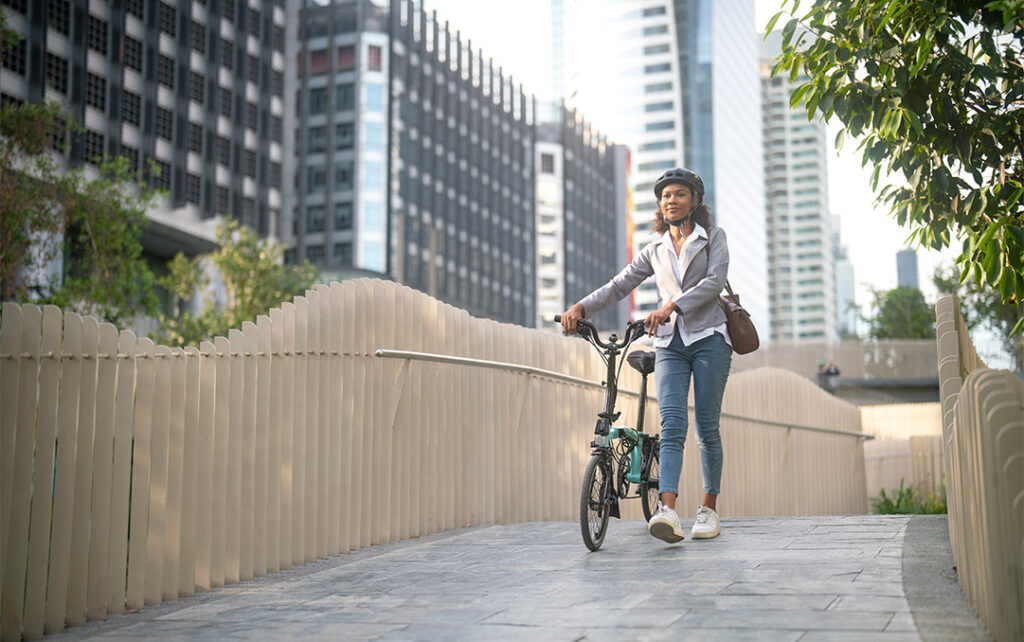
[553,315,562,323]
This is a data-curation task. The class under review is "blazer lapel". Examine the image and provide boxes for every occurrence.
[678,234,708,285]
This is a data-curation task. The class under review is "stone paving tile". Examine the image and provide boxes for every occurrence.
[46,515,965,641]
[799,632,922,642]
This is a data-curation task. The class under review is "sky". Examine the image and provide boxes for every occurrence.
[423,0,1007,356]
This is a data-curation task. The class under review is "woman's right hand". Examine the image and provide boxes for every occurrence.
[560,303,585,335]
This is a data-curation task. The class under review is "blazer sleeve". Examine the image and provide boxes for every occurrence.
[672,227,729,316]
[577,242,656,318]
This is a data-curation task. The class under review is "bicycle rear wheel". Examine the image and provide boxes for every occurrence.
[580,453,611,551]
[641,438,660,521]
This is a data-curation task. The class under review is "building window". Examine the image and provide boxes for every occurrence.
[271,116,282,142]
[269,161,281,188]
[87,16,108,54]
[247,8,260,36]
[365,82,383,112]
[121,145,138,172]
[158,2,176,36]
[271,70,283,97]
[217,137,231,166]
[191,21,206,53]
[245,149,256,177]
[273,25,284,52]
[306,206,325,233]
[642,6,666,16]
[644,63,670,73]
[643,25,669,36]
[247,54,260,84]
[335,122,353,150]
[645,101,672,112]
[221,0,234,21]
[125,0,143,18]
[307,165,325,192]
[2,0,28,13]
[83,129,104,163]
[215,186,229,213]
[643,44,670,55]
[337,45,355,70]
[309,49,328,74]
[309,87,326,114]
[190,71,204,103]
[1,39,26,75]
[221,39,233,70]
[47,0,69,35]
[155,107,173,140]
[151,159,171,190]
[157,55,175,88]
[308,125,326,153]
[645,120,674,132]
[85,73,106,110]
[187,122,203,153]
[185,173,201,204]
[124,36,142,71]
[336,83,354,110]
[367,45,381,71]
[364,122,383,150]
[122,91,141,125]
[333,242,352,265]
[540,153,555,174]
[334,162,353,190]
[306,245,323,263]
[245,102,258,131]
[219,86,232,117]
[334,202,352,230]
[45,52,68,94]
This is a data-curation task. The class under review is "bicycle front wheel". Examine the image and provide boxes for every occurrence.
[580,453,612,551]
[641,439,660,521]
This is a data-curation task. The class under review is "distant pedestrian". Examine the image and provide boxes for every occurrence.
[560,167,731,544]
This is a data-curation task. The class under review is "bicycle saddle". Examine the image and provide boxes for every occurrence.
[627,350,655,375]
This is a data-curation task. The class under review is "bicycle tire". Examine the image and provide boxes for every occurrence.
[641,439,660,521]
[580,453,611,551]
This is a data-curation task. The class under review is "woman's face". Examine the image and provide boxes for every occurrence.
[659,183,694,222]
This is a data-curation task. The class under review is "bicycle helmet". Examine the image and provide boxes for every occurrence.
[654,168,705,203]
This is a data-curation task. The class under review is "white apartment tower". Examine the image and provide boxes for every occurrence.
[558,0,767,332]
[761,32,836,342]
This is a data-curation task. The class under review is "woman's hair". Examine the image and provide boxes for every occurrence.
[653,200,712,235]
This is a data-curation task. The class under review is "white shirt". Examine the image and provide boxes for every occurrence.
[664,224,731,348]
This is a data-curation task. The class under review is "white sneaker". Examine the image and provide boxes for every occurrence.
[690,505,721,539]
[648,503,686,543]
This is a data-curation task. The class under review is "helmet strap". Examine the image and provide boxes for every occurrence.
[666,206,695,227]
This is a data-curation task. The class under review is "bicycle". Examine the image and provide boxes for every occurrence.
[554,315,660,551]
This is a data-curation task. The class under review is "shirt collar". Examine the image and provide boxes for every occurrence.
[653,223,709,246]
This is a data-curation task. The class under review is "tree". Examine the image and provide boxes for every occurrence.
[934,262,1024,372]
[1,17,159,325]
[157,219,319,346]
[769,1,1024,337]
[865,286,937,339]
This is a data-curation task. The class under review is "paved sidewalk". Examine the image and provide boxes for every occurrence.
[49,515,990,641]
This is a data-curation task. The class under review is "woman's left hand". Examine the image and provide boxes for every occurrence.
[644,301,679,336]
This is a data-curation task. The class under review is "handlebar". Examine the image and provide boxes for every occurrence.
[554,315,646,352]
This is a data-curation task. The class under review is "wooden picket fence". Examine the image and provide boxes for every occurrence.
[935,295,1024,642]
[1,278,869,640]
[861,403,944,503]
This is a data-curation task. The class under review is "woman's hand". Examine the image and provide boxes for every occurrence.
[644,301,679,336]
[560,303,585,334]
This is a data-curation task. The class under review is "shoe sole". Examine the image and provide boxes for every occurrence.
[690,526,721,539]
[649,522,685,543]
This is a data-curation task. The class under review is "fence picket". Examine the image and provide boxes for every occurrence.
[44,311,80,633]
[267,309,284,570]
[162,348,186,602]
[240,323,257,581]
[254,316,272,576]
[280,303,295,568]
[325,285,343,557]
[350,281,368,550]
[292,298,308,565]
[126,338,155,610]
[314,287,330,559]
[225,329,244,585]
[144,344,172,607]
[22,307,63,638]
[193,341,216,592]
[303,290,320,560]
[106,330,137,614]
[87,322,119,620]
[338,283,357,553]
[179,346,200,596]
[210,336,231,587]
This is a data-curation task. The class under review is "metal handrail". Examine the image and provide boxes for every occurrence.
[375,348,874,441]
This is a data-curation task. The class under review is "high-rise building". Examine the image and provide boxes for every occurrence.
[0,0,289,259]
[535,106,629,330]
[291,0,627,328]
[896,248,919,289]
[833,217,857,338]
[557,0,767,333]
[761,31,836,342]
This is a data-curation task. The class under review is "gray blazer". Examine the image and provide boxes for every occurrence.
[578,226,729,347]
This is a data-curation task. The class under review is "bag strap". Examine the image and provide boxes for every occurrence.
[704,236,735,297]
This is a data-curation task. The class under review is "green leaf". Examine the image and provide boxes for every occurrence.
[835,127,846,151]
[764,10,783,36]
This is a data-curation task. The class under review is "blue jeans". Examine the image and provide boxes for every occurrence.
[655,331,732,496]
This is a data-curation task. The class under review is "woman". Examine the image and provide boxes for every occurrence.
[560,167,732,544]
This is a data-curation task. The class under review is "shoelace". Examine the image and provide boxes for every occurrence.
[695,508,711,524]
